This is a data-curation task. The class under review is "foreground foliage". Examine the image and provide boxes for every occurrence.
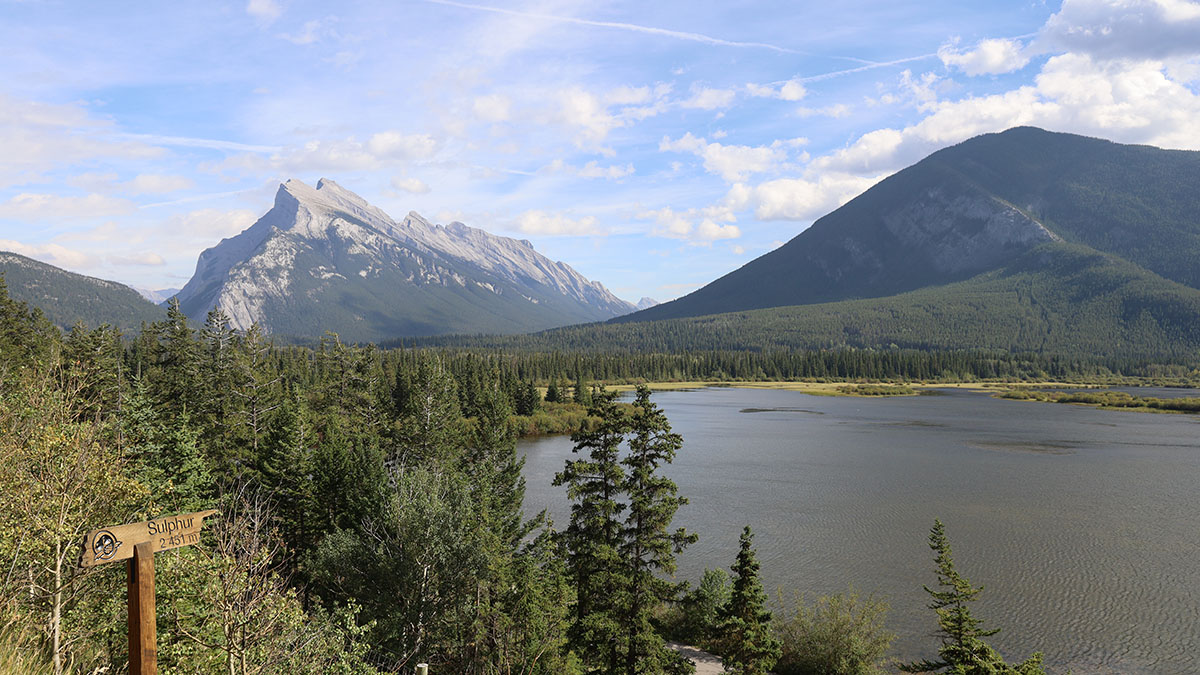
[772,590,894,675]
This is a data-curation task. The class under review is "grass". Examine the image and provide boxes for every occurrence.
[0,619,57,675]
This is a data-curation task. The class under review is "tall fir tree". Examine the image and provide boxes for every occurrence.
[900,520,1046,675]
[719,526,781,675]
[147,298,203,416]
[620,385,696,674]
[554,387,629,672]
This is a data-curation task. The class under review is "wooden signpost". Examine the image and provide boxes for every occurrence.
[80,510,219,675]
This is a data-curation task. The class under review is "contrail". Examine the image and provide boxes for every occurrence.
[119,133,281,154]
[420,0,812,55]
[141,188,263,209]
[797,53,939,83]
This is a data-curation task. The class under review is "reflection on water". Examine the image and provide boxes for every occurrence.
[519,387,1200,674]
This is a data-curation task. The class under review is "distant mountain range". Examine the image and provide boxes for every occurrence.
[0,251,162,333]
[6,128,1200,359]
[174,179,634,341]
[133,287,180,305]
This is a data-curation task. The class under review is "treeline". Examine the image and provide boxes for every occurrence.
[396,345,1198,386]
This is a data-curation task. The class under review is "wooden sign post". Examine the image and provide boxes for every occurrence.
[80,510,219,675]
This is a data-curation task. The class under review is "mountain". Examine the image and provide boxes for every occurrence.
[134,287,181,305]
[624,127,1200,325]
[0,251,164,333]
[417,241,1200,359]
[635,297,659,310]
[175,179,634,341]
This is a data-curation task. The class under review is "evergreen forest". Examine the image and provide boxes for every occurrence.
[0,277,1138,674]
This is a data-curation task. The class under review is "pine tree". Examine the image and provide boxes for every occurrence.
[147,298,203,415]
[391,354,466,467]
[620,385,696,673]
[719,526,781,675]
[554,387,629,672]
[901,520,1046,674]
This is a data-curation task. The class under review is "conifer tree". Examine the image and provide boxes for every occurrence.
[147,298,203,415]
[554,387,629,672]
[719,526,781,675]
[199,307,237,447]
[391,354,465,467]
[901,520,1046,674]
[620,385,696,673]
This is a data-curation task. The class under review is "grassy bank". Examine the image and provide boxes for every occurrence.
[999,388,1200,414]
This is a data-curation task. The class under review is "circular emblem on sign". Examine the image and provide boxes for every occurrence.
[93,530,122,561]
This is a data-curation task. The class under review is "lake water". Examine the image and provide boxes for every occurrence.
[518,387,1200,674]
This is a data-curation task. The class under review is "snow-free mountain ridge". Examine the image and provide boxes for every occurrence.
[176,179,634,341]
[621,127,1200,324]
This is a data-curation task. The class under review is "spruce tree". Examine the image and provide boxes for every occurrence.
[554,387,629,672]
[720,526,781,675]
[901,520,1046,674]
[620,385,696,673]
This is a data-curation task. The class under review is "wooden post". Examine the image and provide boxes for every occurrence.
[415,664,429,675]
[127,541,157,675]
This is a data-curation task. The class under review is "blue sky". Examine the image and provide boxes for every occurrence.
[3,0,1200,303]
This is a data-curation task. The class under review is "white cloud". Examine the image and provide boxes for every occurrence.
[391,176,431,194]
[543,159,634,179]
[660,133,789,182]
[815,52,1200,178]
[558,89,622,149]
[0,193,135,220]
[473,94,512,122]
[0,95,161,187]
[746,78,807,101]
[220,131,441,174]
[514,210,604,236]
[796,104,852,118]
[1039,0,1200,61]
[66,172,120,192]
[366,131,440,160]
[682,86,737,110]
[169,208,260,240]
[638,206,741,242]
[246,0,282,23]
[939,38,1031,76]
[108,252,166,266]
[0,240,94,269]
[124,174,194,195]
[725,172,881,221]
[605,86,652,105]
[279,18,335,45]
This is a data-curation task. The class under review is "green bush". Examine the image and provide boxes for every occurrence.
[772,590,894,675]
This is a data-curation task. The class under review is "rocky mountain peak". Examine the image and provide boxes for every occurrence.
[176,178,636,340]
[277,178,393,233]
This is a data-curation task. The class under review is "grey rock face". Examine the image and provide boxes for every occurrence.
[881,188,1060,275]
[176,179,633,339]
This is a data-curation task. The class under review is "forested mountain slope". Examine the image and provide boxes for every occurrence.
[414,242,1200,360]
[0,251,163,333]
[624,127,1200,323]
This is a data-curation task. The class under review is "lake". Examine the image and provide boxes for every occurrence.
[518,387,1200,674]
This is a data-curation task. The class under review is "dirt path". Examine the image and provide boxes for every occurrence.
[667,642,724,674]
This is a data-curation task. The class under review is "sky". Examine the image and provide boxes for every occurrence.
[3,0,1200,303]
